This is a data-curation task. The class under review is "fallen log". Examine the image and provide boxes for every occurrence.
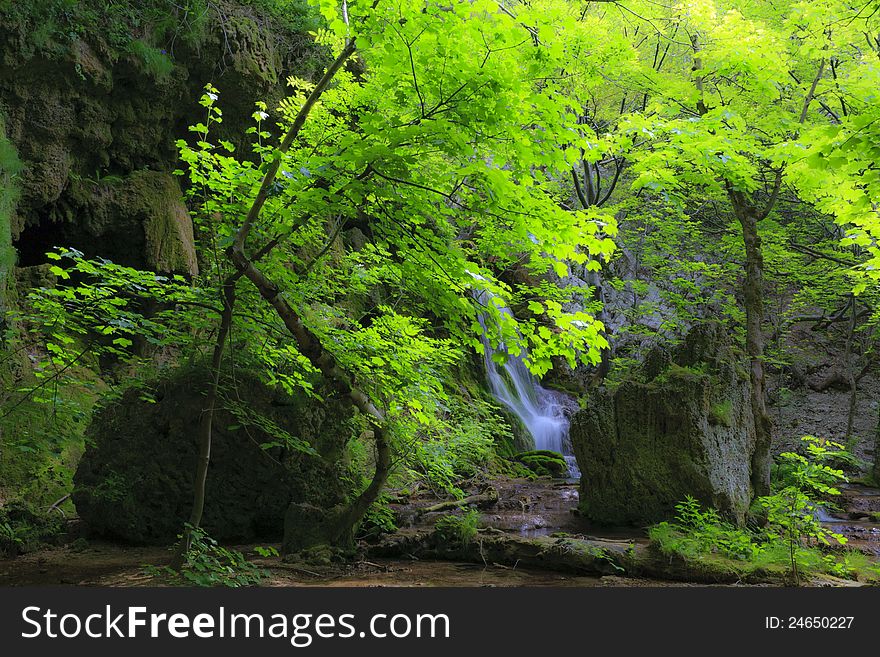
[368,528,792,585]
[413,488,499,516]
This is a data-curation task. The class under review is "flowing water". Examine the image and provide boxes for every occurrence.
[475,286,580,478]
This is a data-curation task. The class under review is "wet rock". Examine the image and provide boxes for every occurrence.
[571,324,755,526]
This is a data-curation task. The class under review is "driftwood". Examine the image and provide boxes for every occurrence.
[413,488,499,516]
[46,494,71,517]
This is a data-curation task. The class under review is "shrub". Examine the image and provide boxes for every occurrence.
[433,509,480,548]
[146,524,268,587]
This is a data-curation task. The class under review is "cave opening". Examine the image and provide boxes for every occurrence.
[12,218,82,268]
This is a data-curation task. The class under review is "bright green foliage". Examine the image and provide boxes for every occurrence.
[360,492,398,536]
[650,436,870,583]
[771,436,850,501]
[760,436,849,581]
[401,396,508,498]
[433,508,481,548]
[167,2,620,512]
[560,0,880,354]
[147,524,268,587]
[27,248,203,355]
[3,0,879,574]
[651,496,761,561]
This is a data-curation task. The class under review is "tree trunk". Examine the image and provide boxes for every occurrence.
[221,39,384,551]
[328,426,393,544]
[873,402,880,484]
[229,247,392,549]
[170,279,236,570]
[844,295,858,442]
[731,192,773,498]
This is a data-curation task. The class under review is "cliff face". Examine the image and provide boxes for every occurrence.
[0,1,323,279]
[0,0,324,503]
[571,324,756,526]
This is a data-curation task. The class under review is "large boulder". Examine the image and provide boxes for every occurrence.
[73,366,354,544]
[571,324,755,526]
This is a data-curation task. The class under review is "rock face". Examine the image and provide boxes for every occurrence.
[0,3,325,272]
[68,171,199,275]
[571,324,755,526]
[73,367,353,544]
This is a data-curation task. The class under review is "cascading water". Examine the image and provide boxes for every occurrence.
[475,288,580,478]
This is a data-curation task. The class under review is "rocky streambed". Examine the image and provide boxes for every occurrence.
[2,475,878,587]
[361,474,880,586]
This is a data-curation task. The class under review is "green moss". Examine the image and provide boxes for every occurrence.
[127,39,175,81]
[652,362,709,386]
[513,450,569,478]
[708,400,733,427]
[648,516,880,585]
[0,373,103,508]
[0,1,321,75]
[0,113,22,319]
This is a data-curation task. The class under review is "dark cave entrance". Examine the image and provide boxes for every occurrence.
[13,215,145,270]
[11,218,73,267]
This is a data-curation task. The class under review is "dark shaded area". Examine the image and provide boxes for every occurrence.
[73,366,354,544]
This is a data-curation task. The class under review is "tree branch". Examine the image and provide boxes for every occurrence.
[233,39,357,254]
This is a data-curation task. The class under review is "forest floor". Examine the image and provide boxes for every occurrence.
[2,476,877,586]
[0,543,707,587]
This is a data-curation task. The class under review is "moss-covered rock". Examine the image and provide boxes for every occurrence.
[513,450,569,478]
[282,502,352,555]
[66,170,198,275]
[0,112,21,327]
[0,1,324,268]
[73,366,355,544]
[571,324,755,526]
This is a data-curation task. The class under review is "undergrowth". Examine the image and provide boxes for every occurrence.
[433,509,481,549]
[145,524,271,587]
[649,437,880,584]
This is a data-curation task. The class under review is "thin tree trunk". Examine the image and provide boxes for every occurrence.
[170,279,236,570]
[731,193,773,498]
[229,247,390,543]
[166,22,354,569]
[715,61,823,501]
[690,33,772,496]
[221,38,391,545]
[844,295,858,442]
[873,402,880,484]
[329,427,392,543]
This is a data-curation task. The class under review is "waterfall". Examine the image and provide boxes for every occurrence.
[475,287,580,478]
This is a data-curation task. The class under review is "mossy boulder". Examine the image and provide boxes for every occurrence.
[282,502,353,555]
[571,324,755,526]
[514,450,569,478]
[73,366,354,544]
